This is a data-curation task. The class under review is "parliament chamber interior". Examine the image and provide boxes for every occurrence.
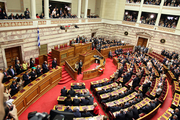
[0,0,180,120]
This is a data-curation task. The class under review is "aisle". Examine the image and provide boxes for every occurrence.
[18,58,117,120]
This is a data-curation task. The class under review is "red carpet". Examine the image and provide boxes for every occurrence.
[150,83,173,120]
[18,58,117,120]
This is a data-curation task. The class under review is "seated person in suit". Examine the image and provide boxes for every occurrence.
[115,48,119,56]
[141,103,151,114]
[131,105,139,119]
[42,61,49,74]
[108,50,113,59]
[73,107,81,118]
[76,35,80,43]
[8,65,16,77]
[52,58,57,69]
[10,81,19,96]
[73,95,80,106]
[88,94,94,105]
[81,108,93,117]
[64,106,73,113]
[36,65,42,77]
[80,96,89,106]
[23,71,31,86]
[65,95,72,106]
[61,86,67,96]
[125,108,133,120]
[2,69,11,83]
[68,88,75,97]
[29,68,37,81]
[116,109,125,120]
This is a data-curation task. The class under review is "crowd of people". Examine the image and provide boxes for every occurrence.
[144,0,161,5]
[140,15,156,25]
[126,0,141,3]
[164,0,180,7]
[159,18,177,29]
[124,13,137,22]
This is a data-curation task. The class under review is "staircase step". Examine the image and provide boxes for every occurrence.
[62,73,69,77]
[62,71,67,74]
[62,75,72,80]
[58,79,74,85]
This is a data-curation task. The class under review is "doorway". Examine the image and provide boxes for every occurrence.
[91,32,96,38]
[5,46,22,67]
[137,37,148,47]
[87,9,91,16]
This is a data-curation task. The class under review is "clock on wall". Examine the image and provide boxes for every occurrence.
[124,31,128,36]
[160,39,166,43]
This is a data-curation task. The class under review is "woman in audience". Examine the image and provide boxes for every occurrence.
[3,87,11,102]
[22,60,28,72]
[16,77,24,91]
[93,102,99,116]
[30,58,34,68]
[64,95,72,106]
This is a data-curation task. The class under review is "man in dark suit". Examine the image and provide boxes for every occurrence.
[2,69,11,83]
[76,35,80,43]
[116,109,125,120]
[23,71,31,86]
[0,5,3,19]
[61,86,67,96]
[73,96,80,106]
[24,8,30,19]
[64,106,72,113]
[42,61,49,74]
[125,108,133,120]
[132,75,140,89]
[36,65,42,77]
[15,60,22,75]
[29,68,37,81]
[78,60,83,75]
[10,81,19,96]
[141,103,151,114]
[131,105,139,119]
[142,81,151,96]
[80,96,89,106]
[52,58,57,68]
[68,88,75,97]
[8,65,16,77]
[108,50,113,59]
[81,108,93,117]
[88,94,94,105]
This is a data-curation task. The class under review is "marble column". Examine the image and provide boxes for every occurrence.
[31,0,36,19]
[155,0,165,26]
[84,0,88,18]
[44,0,49,19]
[77,0,81,18]
[136,0,144,23]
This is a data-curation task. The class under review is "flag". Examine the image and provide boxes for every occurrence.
[37,28,40,48]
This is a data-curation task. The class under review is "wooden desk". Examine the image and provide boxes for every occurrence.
[12,66,62,116]
[172,81,180,94]
[157,107,173,120]
[171,93,180,108]
[106,92,137,107]
[167,70,176,85]
[95,83,118,92]
[100,45,134,58]
[54,105,94,112]
[73,115,104,120]
[51,46,74,66]
[100,87,127,100]
[57,96,85,104]
[71,42,92,56]
[90,78,109,85]
[150,78,160,97]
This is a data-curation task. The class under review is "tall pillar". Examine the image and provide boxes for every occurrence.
[77,0,81,18]
[31,0,36,19]
[84,0,88,18]
[155,0,165,26]
[137,0,144,23]
[44,0,49,19]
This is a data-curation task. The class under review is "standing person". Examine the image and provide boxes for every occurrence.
[15,57,19,65]
[8,65,16,77]
[23,71,31,86]
[42,61,49,74]
[93,102,99,116]
[2,69,11,83]
[10,81,19,96]
[36,65,42,77]
[29,68,37,81]
[15,60,22,75]
[0,5,4,19]
[76,35,80,43]
[52,58,57,69]
[24,8,30,19]
[30,58,34,68]
[78,60,83,75]
[22,61,29,72]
